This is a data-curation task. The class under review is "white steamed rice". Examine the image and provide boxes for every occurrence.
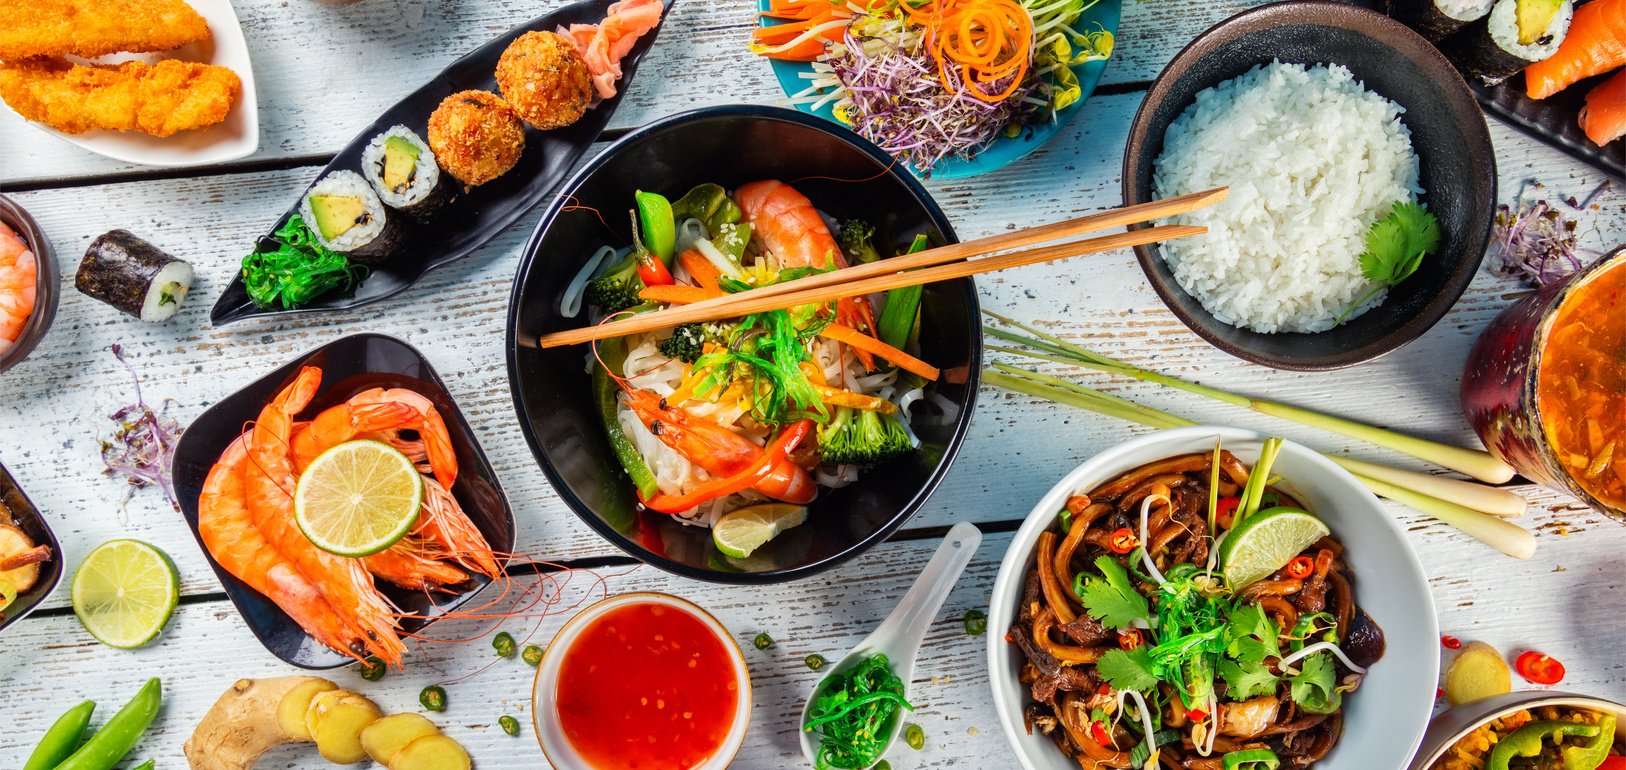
[1153,61,1422,333]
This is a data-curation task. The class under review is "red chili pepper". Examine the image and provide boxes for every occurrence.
[1597,757,1626,770]
[1215,496,1240,517]
[1284,556,1315,579]
[1441,635,1462,650]
[1117,630,1144,650]
[1089,721,1113,747]
[1436,687,1445,700]
[1186,708,1209,722]
[1096,683,1112,696]
[636,252,675,287]
[1514,651,1566,685]
[1108,528,1139,554]
[640,420,812,513]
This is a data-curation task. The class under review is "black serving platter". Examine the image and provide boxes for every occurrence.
[209,0,675,325]
[170,334,514,668]
[507,105,981,584]
[0,459,63,635]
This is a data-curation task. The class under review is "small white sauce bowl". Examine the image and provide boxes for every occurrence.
[531,591,752,770]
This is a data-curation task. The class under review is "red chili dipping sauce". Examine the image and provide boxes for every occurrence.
[555,601,741,769]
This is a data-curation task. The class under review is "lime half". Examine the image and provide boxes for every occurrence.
[72,539,179,649]
[712,504,807,559]
[1218,507,1330,590]
[294,440,423,557]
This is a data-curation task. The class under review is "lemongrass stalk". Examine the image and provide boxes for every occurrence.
[1237,438,1284,524]
[1207,438,1221,534]
[984,365,1534,558]
[1331,456,1526,517]
[983,312,1517,484]
[1353,475,1537,559]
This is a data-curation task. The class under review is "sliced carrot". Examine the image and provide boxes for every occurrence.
[678,248,723,291]
[761,0,849,21]
[813,383,899,414]
[639,285,726,305]
[819,323,939,380]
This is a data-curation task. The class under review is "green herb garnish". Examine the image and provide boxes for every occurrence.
[240,214,368,309]
[1074,555,1151,629]
[804,653,914,770]
[1336,200,1441,325]
[1288,652,1342,714]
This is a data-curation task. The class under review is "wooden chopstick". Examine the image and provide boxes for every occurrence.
[667,186,1228,316]
[535,224,1208,348]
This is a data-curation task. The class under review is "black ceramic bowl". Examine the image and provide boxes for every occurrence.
[0,194,58,375]
[171,333,515,668]
[507,105,980,584]
[0,459,63,635]
[1123,0,1496,370]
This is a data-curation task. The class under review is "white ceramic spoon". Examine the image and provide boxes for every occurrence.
[799,521,983,769]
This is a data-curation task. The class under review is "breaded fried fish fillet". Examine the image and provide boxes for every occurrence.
[0,0,211,60]
[0,59,240,136]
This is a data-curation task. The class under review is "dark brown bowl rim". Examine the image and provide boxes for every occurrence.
[1121,0,1496,371]
[0,194,58,374]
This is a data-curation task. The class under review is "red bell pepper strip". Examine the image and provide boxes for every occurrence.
[640,420,813,513]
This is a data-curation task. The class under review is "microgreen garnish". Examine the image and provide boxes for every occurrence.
[100,345,183,511]
[1336,200,1441,325]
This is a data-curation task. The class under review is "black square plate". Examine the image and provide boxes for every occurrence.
[0,460,63,635]
[170,334,514,668]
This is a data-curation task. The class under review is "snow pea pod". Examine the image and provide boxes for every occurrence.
[21,700,95,770]
[53,678,161,770]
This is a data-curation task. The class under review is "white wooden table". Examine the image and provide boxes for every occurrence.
[1,0,1623,767]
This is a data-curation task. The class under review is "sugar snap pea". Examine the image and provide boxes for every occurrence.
[21,700,95,770]
[53,678,161,770]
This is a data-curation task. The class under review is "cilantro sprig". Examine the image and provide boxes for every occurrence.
[1335,199,1441,325]
[1074,556,1151,629]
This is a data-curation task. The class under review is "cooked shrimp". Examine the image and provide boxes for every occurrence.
[736,179,881,366]
[621,386,817,505]
[242,367,407,666]
[363,537,468,591]
[0,221,38,349]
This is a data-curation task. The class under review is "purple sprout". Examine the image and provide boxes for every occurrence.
[101,344,183,511]
[1490,181,1611,288]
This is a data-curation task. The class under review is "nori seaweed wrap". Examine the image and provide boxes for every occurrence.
[1390,0,1495,40]
[75,230,194,322]
[1441,0,1573,85]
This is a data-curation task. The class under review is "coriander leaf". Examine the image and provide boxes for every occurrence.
[1225,603,1280,661]
[1339,199,1443,325]
[1288,652,1342,714]
[1077,556,1151,629]
[1220,657,1279,700]
[1359,217,1409,282]
[1097,648,1158,692]
[1228,636,1275,667]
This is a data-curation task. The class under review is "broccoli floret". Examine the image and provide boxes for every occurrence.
[816,407,914,467]
[584,251,645,314]
[839,219,881,264]
[658,323,708,363]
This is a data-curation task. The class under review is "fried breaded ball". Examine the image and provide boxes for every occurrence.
[494,31,594,130]
[0,58,240,137]
[427,90,526,187]
[0,0,211,60]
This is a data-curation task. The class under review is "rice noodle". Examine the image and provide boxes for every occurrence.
[675,217,708,255]
[559,245,619,318]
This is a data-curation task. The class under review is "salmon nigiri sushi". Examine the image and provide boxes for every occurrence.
[1525,0,1626,98]
[1579,68,1626,145]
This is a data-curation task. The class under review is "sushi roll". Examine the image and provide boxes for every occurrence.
[298,170,403,263]
[1390,0,1495,40]
[75,230,193,323]
[360,125,450,220]
[1442,0,1573,84]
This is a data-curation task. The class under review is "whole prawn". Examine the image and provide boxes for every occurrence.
[620,386,817,505]
[0,221,38,352]
[241,367,407,665]
[735,179,879,367]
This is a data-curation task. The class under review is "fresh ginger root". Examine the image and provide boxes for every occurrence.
[361,713,441,764]
[185,676,339,770]
[279,678,339,741]
[307,690,384,764]
[390,734,472,770]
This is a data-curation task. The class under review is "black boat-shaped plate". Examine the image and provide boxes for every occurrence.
[210,0,675,325]
[0,460,63,636]
[170,334,515,668]
[1471,71,1624,182]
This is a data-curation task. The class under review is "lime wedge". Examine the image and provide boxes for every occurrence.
[72,540,179,649]
[294,440,423,557]
[712,504,807,559]
[1218,507,1331,590]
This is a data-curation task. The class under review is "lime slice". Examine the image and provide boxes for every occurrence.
[1218,507,1331,590]
[294,440,423,557]
[72,539,179,649]
[712,503,807,559]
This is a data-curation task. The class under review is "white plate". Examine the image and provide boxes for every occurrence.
[9,0,259,167]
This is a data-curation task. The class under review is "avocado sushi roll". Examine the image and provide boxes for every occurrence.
[75,230,194,323]
[1390,0,1494,40]
[298,170,403,264]
[361,125,450,220]
[1442,0,1573,84]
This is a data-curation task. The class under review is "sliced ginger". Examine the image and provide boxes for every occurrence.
[361,712,441,764]
[278,678,339,742]
[1446,640,1513,706]
[390,734,472,770]
[306,690,384,764]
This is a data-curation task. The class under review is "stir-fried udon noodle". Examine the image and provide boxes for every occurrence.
[1008,448,1386,769]
[563,179,949,528]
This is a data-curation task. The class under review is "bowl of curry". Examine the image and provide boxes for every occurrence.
[1461,246,1625,521]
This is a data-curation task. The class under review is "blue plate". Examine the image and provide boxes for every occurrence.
[759,0,1122,179]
